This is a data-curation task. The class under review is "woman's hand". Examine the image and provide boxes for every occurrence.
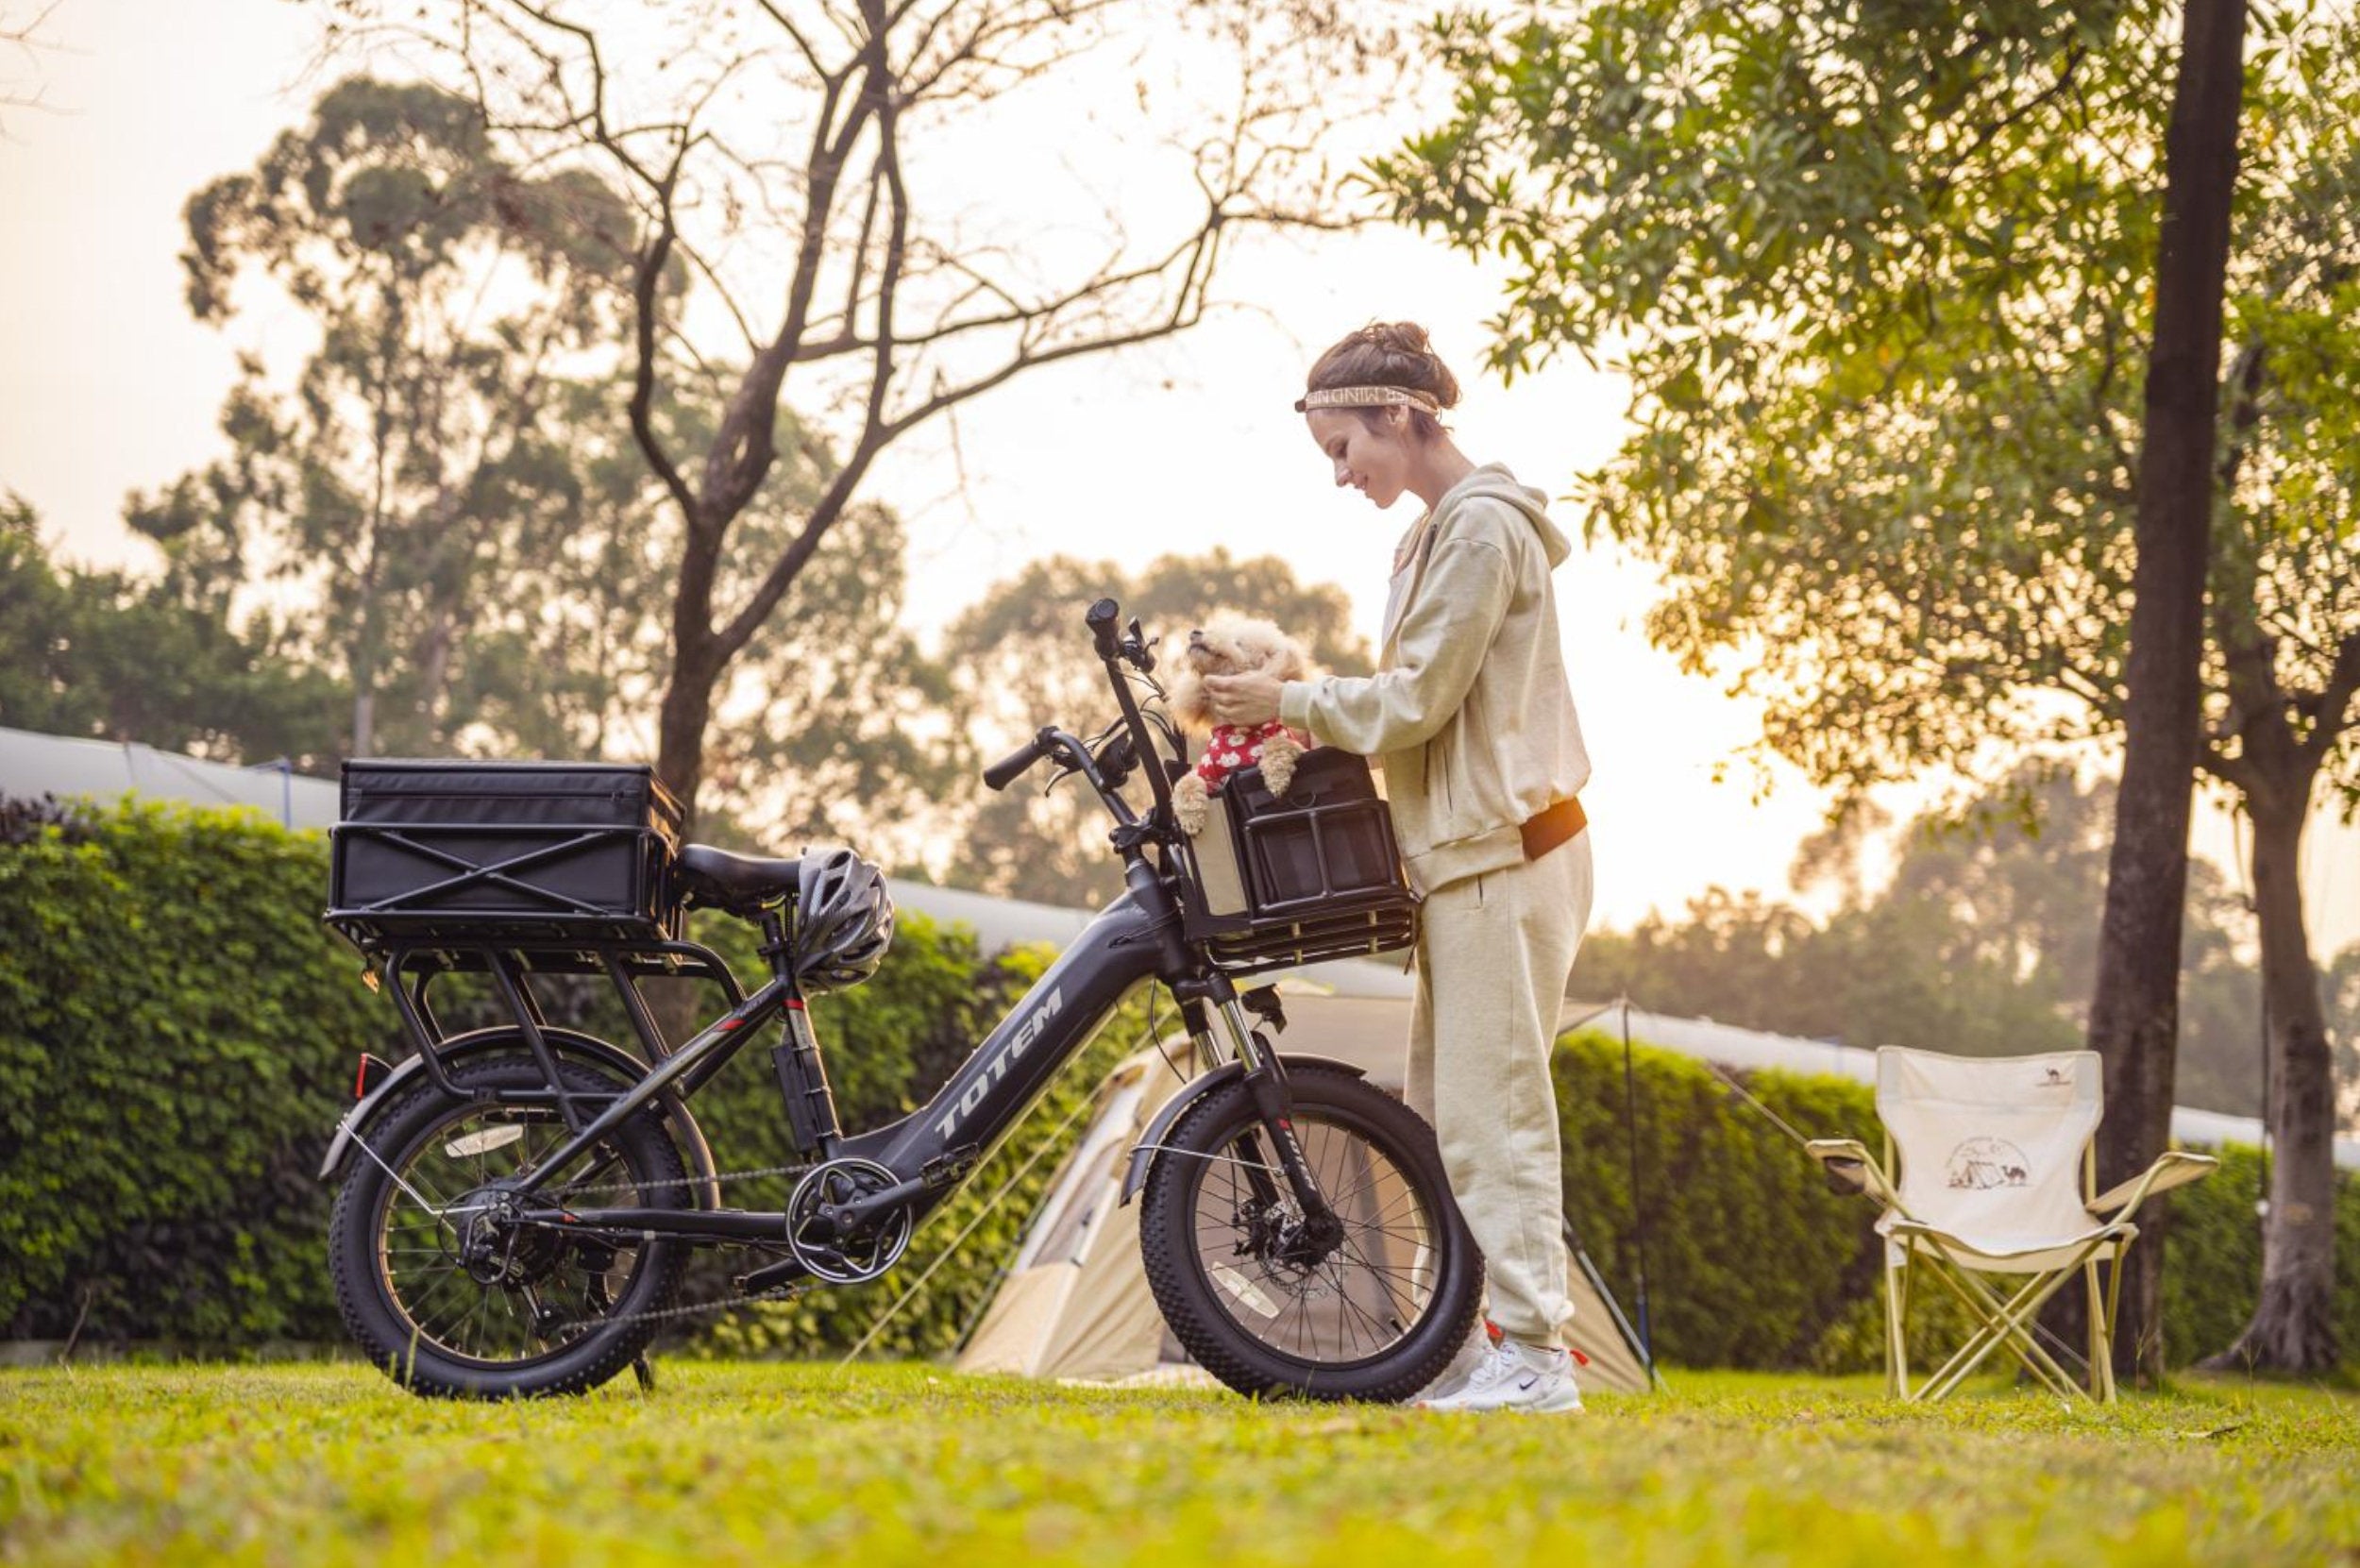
[1205,671,1284,728]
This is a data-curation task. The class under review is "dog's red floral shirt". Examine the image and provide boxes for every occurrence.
[1193,719,1312,791]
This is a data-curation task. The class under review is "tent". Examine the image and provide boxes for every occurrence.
[954,988,1659,1394]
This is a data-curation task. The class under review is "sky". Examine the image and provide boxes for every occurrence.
[1,0,2353,960]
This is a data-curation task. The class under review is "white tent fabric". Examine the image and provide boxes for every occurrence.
[0,723,337,828]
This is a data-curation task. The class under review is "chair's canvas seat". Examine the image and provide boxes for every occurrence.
[1877,1046,2101,1258]
[1880,1216,2131,1274]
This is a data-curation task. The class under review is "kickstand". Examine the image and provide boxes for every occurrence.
[632,1354,657,1394]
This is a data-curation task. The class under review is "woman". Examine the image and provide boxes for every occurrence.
[1205,322,1594,1414]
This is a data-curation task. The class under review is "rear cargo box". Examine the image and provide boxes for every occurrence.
[328,761,683,948]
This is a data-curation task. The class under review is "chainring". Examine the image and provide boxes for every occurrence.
[785,1157,913,1284]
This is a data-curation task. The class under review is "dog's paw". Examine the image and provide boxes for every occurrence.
[1172,774,1211,835]
[1259,735,1305,798]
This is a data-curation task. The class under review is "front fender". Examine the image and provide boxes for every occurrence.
[317,1027,721,1209]
[1119,1053,1368,1206]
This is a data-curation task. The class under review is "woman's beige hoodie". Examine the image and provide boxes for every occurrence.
[1278,463,1591,894]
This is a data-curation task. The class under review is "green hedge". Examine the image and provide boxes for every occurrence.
[0,801,1133,1356]
[1556,1030,2360,1372]
[5,801,2350,1370]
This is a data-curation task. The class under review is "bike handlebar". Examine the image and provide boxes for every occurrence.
[983,733,1052,792]
[975,599,1177,854]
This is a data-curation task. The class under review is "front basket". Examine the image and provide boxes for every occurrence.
[1177,748,1419,974]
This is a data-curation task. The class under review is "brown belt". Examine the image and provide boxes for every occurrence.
[1520,796,1588,861]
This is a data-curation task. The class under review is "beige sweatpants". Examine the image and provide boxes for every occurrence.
[1405,830,1594,1345]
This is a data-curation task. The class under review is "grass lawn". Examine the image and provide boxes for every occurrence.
[2,1362,2354,1565]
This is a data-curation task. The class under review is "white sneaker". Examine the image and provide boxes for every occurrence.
[1410,1323,1496,1404]
[1415,1337,1584,1414]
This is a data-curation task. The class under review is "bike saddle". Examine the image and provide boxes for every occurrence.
[675,844,804,908]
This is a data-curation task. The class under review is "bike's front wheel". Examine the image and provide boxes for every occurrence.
[1137,1064,1482,1402]
[328,1054,691,1398]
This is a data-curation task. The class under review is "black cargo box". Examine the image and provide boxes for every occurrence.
[328,761,684,948]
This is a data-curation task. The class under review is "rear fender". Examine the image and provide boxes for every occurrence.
[1118,1053,1368,1206]
[317,1027,721,1209]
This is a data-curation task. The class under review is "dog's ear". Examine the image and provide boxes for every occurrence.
[1275,637,1310,683]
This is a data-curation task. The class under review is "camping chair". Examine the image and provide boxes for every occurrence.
[1806,1047,2216,1403]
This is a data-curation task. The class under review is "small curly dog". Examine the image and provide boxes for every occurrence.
[1163,611,1314,836]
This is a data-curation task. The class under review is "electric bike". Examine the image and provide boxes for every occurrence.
[318,598,1479,1399]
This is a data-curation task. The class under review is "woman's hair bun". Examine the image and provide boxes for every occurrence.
[1306,321,1461,412]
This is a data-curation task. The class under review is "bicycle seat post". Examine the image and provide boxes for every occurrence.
[757,902,843,1160]
[756,907,792,979]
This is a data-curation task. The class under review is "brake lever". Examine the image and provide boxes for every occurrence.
[1123,616,1156,673]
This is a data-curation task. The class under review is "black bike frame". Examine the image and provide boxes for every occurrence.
[488,855,1212,1245]
[393,605,1325,1263]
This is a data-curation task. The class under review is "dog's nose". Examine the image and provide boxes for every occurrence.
[1188,628,1205,644]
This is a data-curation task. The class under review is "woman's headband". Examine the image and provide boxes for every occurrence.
[1294,384,1441,415]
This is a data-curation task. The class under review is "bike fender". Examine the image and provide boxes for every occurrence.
[316,1027,722,1209]
[1118,1053,1368,1206]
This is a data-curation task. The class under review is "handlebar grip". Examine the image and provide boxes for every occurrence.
[1087,598,1121,658]
[984,735,1050,792]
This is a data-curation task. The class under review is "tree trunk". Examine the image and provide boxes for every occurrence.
[2082,0,2246,1386]
[2207,789,2340,1372]
[655,650,718,842]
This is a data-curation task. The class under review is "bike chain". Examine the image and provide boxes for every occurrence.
[573,1276,818,1334]
[523,1161,828,1333]
[546,1159,820,1200]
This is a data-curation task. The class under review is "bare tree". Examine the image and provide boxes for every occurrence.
[320,0,1393,830]
[2,1,69,126]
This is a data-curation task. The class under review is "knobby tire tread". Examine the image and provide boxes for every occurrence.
[1137,1064,1482,1403]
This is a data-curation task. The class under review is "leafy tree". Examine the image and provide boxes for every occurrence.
[322,0,1399,832]
[938,550,1368,905]
[0,497,342,767]
[152,75,637,757]
[1374,0,2342,1374]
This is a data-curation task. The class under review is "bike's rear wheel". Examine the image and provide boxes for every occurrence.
[1137,1064,1482,1401]
[328,1054,690,1398]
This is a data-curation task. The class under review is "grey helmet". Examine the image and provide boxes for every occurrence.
[794,848,894,993]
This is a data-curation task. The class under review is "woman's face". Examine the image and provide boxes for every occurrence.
[1306,408,1413,510]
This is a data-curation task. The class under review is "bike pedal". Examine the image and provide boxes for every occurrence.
[740,1256,810,1292]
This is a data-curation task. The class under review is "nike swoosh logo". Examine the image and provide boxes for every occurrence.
[1517,1376,1539,1391]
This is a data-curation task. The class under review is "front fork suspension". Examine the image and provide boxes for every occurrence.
[1186,987,1340,1251]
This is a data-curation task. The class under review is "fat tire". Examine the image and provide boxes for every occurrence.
[1138,1065,1482,1402]
[328,1054,690,1399]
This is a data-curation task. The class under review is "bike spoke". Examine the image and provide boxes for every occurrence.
[377,1098,662,1370]
[1185,1106,1441,1367]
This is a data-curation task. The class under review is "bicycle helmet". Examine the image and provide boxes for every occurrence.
[793,847,895,993]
